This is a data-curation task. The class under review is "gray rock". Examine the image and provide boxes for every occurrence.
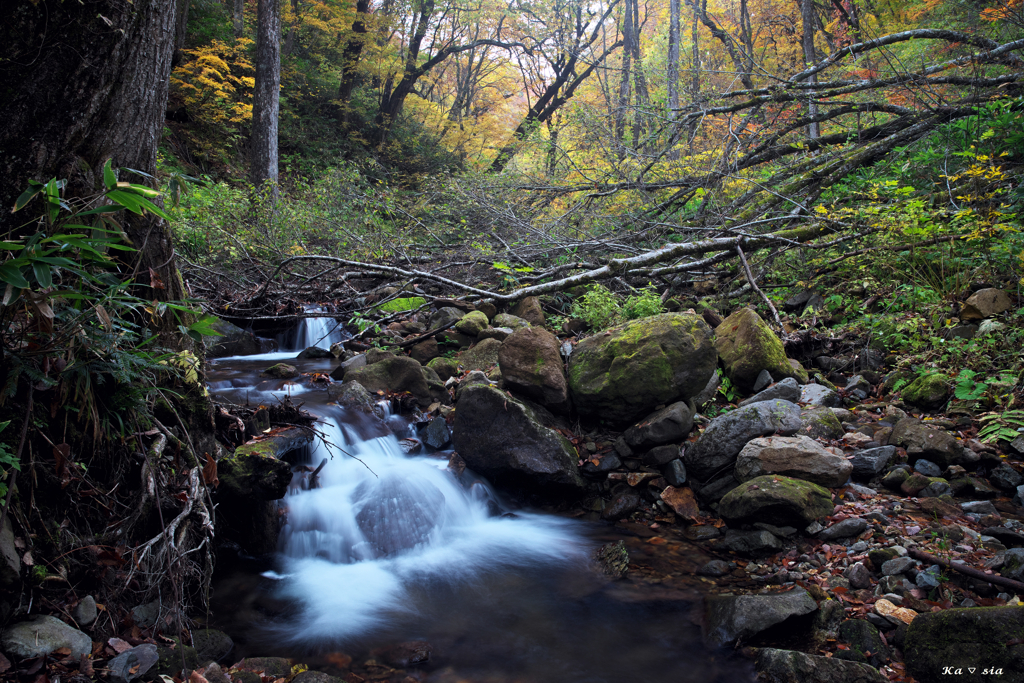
[451,384,584,494]
[940,324,978,341]
[799,383,842,408]
[844,562,873,590]
[753,369,774,392]
[719,475,834,527]
[914,459,942,477]
[838,619,890,666]
[960,288,1012,320]
[205,317,269,358]
[991,463,1024,491]
[704,587,818,647]
[296,345,333,360]
[846,375,871,393]
[327,380,377,412]
[1001,548,1024,582]
[661,460,687,487]
[478,326,513,342]
[755,648,888,683]
[192,629,234,663]
[754,522,797,537]
[109,644,159,683]
[491,313,531,330]
[890,419,965,468]
[882,556,916,576]
[581,454,621,476]
[643,445,680,466]
[697,560,731,577]
[601,489,641,520]
[693,473,740,503]
[961,500,999,516]
[919,480,953,497]
[905,606,1024,683]
[423,416,451,449]
[735,434,852,488]
[624,401,694,450]
[1010,434,1024,455]
[739,377,801,407]
[458,338,502,373]
[818,518,868,541]
[72,595,97,626]
[718,529,784,556]
[798,406,845,440]
[428,306,465,330]
[783,289,816,312]
[916,566,942,589]
[693,371,721,408]
[684,400,803,482]
[849,446,895,481]
[0,516,19,587]
[1,614,92,658]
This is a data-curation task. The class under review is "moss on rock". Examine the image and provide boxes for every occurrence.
[901,373,949,410]
[714,308,807,391]
[718,474,834,527]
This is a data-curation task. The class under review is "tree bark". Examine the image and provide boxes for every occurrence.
[667,0,680,121]
[284,0,300,56]
[800,0,820,139]
[615,0,633,148]
[337,0,371,124]
[251,0,281,199]
[174,0,191,65]
[234,0,245,36]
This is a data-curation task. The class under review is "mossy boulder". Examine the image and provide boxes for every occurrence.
[498,327,570,413]
[326,380,377,412]
[901,373,949,410]
[567,313,716,424]
[714,308,807,392]
[344,356,446,407]
[454,310,490,337]
[220,444,295,501]
[459,337,502,372]
[905,607,1024,683]
[719,475,834,527]
[755,648,888,683]
[155,641,200,678]
[426,356,459,381]
[798,407,845,440]
[492,313,531,330]
[261,363,298,379]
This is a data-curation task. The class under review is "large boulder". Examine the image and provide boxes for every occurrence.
[567,313,716,424]
[889,419,964,468]
[683,400,803,482]
[719,475,834,527]
[454,310,490,337]
[459,338,502,372]
[905,607,1024,683]
[714,308,808,392]
[1,614,92,658]
[798,406,845,440]
[451,385,584,494]
[344,356,445,407]
[510,296,545,326]
[205,318,268,358]
[755,648,888,683]
[704,588,818,647]
[498,327,570,413]
[220,445,295,500]
[961,288,1012,321]
[623,401,694,450]
[735,435,852,488]
[901,373,950,410]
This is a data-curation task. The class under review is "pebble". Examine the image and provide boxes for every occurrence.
[882,557,916,576]
[851,541,869,553]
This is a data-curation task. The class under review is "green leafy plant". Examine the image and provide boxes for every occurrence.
[977,410,1024,444]
[570,284,621,331]
[0,421,20,501]
[377,296,426,313]
[717,371,740,403]
[621,286,664,320]
[954,368,989,401]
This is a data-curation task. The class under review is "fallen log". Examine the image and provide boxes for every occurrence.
[908,547,1024,594]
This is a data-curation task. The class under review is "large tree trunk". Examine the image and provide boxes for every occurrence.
[234,0,245,36]
[801,0,820,139]
[0,0,186,307]
[251,0,281,198]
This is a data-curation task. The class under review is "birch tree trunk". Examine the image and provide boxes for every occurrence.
[251,0,281,200]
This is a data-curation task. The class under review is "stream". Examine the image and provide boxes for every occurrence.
[204,316,757,683]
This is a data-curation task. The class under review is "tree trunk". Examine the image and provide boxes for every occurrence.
[174,0,191,65]
[251,0,281,199]
[688,3,700,153]
[234,0,245,36]
[667,0,680,118]
[629,0,650,147]
[337,0,371,125]
[284,0,300,56]
[615,0,633,148]
[801,0,820,139]
[0,0,187,309]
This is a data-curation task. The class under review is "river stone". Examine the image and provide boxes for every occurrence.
[839,619,889,666]
[72,595,97,626]
[797,406,844,441]
[478,326,512,342]
[735,435,852,488]
[684,399,803,482]
[662,460,687,486]
[205,317,264,358]
[719,475,834,527]
[714,308,808,392]
[704,587,818,647]
[1002,548,1024,581]
[454,310,489,337]
[409,338,439,364]
[355,473,446,557]
[192,629,233,663]
[426,356,459,381]
[753,369,774,392]
[818,517,868,541]
[991,463,1024,491]
[459,338,502,372]
[961,288,1013,320]
[261,363,298,379]
[219,447,293,500]
[849,446,895,481]
[511,296,545,326]
[593,541,630,579]
[756,648,888,683]
[890,419,964,468]
[601,489,641,520]
[693,370,721,408]
[452,384,584,493]
[718,529,784,556]
[109,644,160,683]
[1,614,92,658]
[327,380,377,413]
[567,313,716,424]
[498,327,570,413]
[1,516,19,587]
[697,559,731,577]
[902,373,950,410]
[492,313,531,330]
[296,345,333,360]
[914,459,942,477]
[906,607,1024,683]
[800,383,842,408]
[738,377,801,407]
[428,306,465,329]
[424,416,451,449]
[624,401,694,450]
[844,562,873,590]
[345,356,446,407]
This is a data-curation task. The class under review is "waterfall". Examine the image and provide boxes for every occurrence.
[289,307,347,351]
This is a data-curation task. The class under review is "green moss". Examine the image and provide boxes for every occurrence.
[902,373,950,409]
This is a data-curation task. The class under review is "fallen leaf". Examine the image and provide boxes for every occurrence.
[202,453,219,488]
[108,637,132,654]
[189,671,210,683]
[875,598,917,624]
[79,656,94,677]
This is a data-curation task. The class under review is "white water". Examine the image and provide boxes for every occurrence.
[273,410,588,646]
[291,307,346,350]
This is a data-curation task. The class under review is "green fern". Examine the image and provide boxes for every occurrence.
[978,410,1024,444]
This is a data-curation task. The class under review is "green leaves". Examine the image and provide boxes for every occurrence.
[377,296,426,313]
[978,410,1024,445]
[953,368,988,401]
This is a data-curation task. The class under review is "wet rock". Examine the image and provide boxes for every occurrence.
[452,384,584,494]
[454,310,490,337]
[409,338,439,364]
[719,475,834,527]
[735,435,852,488]
[718,529,784,555]
[297,346,333,360]
[602,489,642,520]
[109,644,159,683]
[643,445,680,466]
[755,648,888,683]
[661,460,687,486]
[355,474,445,557]
[844,562,873,590]
[593,541,629,579]
[715,308,807,392]
[838,619,890,667]
[753,369,774,392]
[428,306,465,330]
[330,353,366,381]
[192,629,234,663]
[72,595,97,626]
[960,288,1012,320]
[491,313,531,330]
[916,565,942,589]
[991,463,1024,491]
[661,486,699,521]
[221,442,297,500]
[738,377,801,407]
[582,454,621,476]
[697,559,731,577]
[818,518,868,541]
[850,446,895,481]
[0,516,20,587]
[704,587,818,647]
[624,401,695,450]
[882,467,910,491]
[799,383,842,408]
[919,479,952,497]
[205,318,267,358]
[692,473,741,503]
[1,614,92,658]
[426,356,459,381]
[261,363,299,379]
[797,406,845,441]
[901,373,950,410]
[914,459,942,477]
[346,356,447,407]
[423,416,451,449]
[381,641,433,668]
[510,296,545,326]
[890,419,964,468]
[905,607,1024,683]
[459,338,502,372]
[327,380,377,413]
[684,400,803,482]
[567,313,716,424]
[685,525,722,541]
[498,327,571,413]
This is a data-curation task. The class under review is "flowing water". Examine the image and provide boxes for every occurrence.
[205,315,756,683]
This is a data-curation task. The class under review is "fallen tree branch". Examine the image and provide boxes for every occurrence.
[736,244,784,333]
[908,547,1024,594]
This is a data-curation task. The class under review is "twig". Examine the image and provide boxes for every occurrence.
[0,384,33,533]
[395,319,459,348]
[908,547,1024,594]
[736,244,784,333]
